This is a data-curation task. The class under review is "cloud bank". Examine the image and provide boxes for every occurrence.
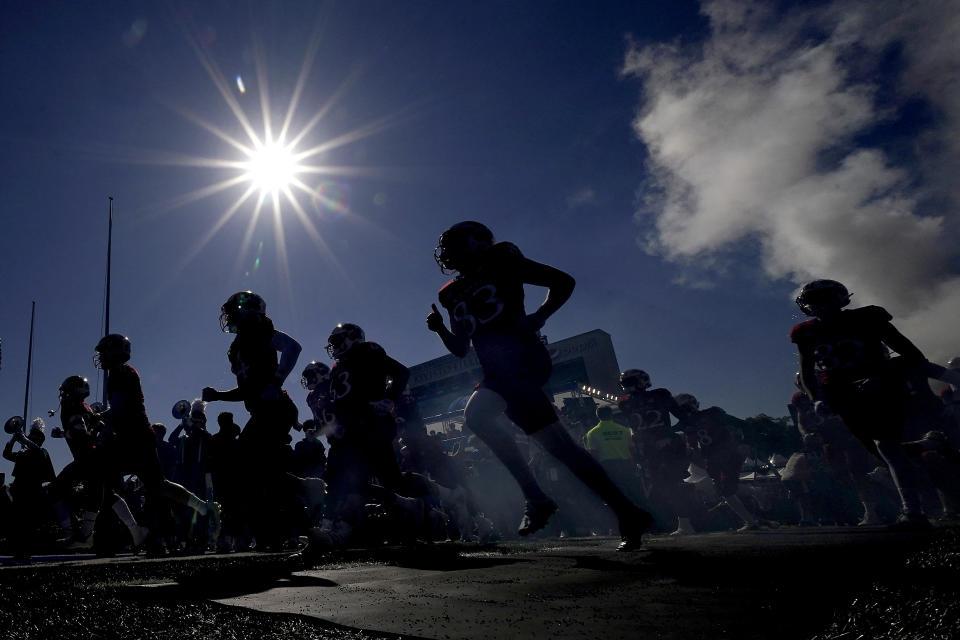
[624,0,960,360]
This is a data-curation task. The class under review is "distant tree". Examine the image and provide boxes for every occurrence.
[737,414,801,459]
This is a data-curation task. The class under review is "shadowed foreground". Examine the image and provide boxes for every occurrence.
[1,527,958,640]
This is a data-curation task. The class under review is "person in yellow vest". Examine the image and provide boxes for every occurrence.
[584,406,641,504]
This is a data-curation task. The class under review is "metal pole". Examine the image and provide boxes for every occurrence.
[103,197,113,405]
[105,196,113,337]
[23,301,35,420]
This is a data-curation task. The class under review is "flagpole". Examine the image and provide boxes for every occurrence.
[23,301,35,420]
[103,196,114,405]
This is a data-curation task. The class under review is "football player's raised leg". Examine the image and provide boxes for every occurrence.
[464,388,549,502]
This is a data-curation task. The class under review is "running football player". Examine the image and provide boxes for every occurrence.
[317,323,423,545]
[617,369,690,534]
[94,334,218,550]
[791,279,938,530]
[49,375,101,546]
[426,221,652,550]
[674,393,761,532]
[202,291,303,549]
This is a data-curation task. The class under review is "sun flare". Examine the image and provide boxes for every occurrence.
[242,138,300,195]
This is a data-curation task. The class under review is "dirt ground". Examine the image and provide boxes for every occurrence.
[1,525,958,640]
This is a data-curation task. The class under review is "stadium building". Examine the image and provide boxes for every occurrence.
[408,329,622,430]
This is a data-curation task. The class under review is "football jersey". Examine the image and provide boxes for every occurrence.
[329,342,401,430]
[306,388,338,432]
[681,406,738,456]
[790,306,894,385]
[105,363,151,435]
[617,388,680,432]
[438,242,541,371]
[59,401,96,459]
[228,319,280,404]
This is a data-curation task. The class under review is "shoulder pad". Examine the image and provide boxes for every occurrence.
[363,342,386,356]
[850,305,893,324]
[438,278,463,306]
[702,406,727,419]
[790,319,817,343]
[650,388,673,401]
[438,278,458,295]
[491,241,523,260]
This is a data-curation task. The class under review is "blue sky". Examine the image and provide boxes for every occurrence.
[2,1,957,477]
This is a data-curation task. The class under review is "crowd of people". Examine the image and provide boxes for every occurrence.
[2,223,960,562]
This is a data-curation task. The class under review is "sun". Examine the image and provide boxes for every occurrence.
[132,19,420,295]
[242,138,300,195]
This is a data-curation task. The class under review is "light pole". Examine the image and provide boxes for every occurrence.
[102,196,114,405]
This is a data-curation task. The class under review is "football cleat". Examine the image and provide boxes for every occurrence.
[887,512,933,532]
[517,497,558,536]
[617,507,654,551]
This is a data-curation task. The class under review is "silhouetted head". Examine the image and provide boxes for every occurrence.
[434,221,494,274]
[94,334,131,369]
[220,291,267,333]
[795,280,851,318]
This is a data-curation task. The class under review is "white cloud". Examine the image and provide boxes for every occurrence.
[624,0,960,362]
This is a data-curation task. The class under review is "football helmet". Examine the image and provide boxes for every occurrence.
[301,361,332,390]
[434,221,494,274]
[674,393,699,413]
[220,291,267,333]
[947,356,960,371]
[59,375,90,401]
[94,334,131,369]
[619,369,651,393]
[795,280,851,316]
[326,323,365,359]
